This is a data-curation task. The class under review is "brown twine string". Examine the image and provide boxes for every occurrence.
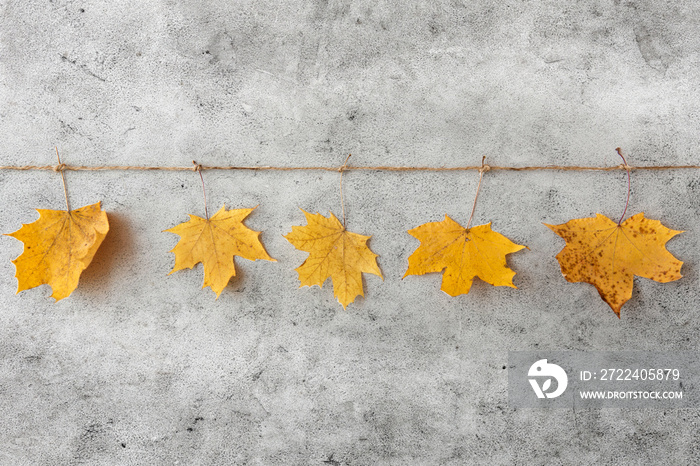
[192,160,209,220]
[465,156,488,231]
[339,154,352,228]
[615,148,632,225]
[0,164,698,172]
[54,148,71,211]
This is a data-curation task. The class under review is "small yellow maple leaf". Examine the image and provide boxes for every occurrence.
[545,213,683,317]
[284,210,382,309]
[403,216,526,296]
[5,202,109,301]
[165,205,275,297]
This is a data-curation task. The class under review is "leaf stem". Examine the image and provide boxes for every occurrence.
[55,147,71,211]
[339,154,352,229]
[616,147,631,226]
[465,156,489,231]
[193,161,209,220]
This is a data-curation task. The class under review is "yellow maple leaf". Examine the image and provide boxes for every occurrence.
[164,205,275,297]
[403,216,526,296]
[5,202,109,301]
[284,210,382,309]
[545,213,683,317]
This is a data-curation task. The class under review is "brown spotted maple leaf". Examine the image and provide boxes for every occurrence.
[545,213,683,317]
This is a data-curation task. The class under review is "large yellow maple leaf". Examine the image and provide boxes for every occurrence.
[284,210,382,309]
[5,202,109,301]
[545,213,683,317]
[165,205,275,297]
[403,216,526,296]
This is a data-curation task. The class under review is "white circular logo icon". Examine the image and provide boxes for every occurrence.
[528,359,568,399]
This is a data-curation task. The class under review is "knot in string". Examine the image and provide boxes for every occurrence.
[479,164,491,174]
[192,161,203,172]
[53,163,67,172]
[338,153,352,173]
[618,163,631,171]
[338,154,352,173]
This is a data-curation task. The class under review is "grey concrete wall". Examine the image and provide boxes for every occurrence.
[1,0,699,464]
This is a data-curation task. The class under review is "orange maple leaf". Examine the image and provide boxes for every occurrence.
[165,205,275,297]
[5,202,109,301]
[545,213,683,317]
[284,210,382,309]
[403,216,526,296]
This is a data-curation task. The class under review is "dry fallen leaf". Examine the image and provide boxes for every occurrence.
[5,202,109,301]
[545,213,683,317]
[165,205,275,297]
[284,210,382,309]
[404,216,526,296]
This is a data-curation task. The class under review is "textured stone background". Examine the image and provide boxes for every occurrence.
[1,0,699,464]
